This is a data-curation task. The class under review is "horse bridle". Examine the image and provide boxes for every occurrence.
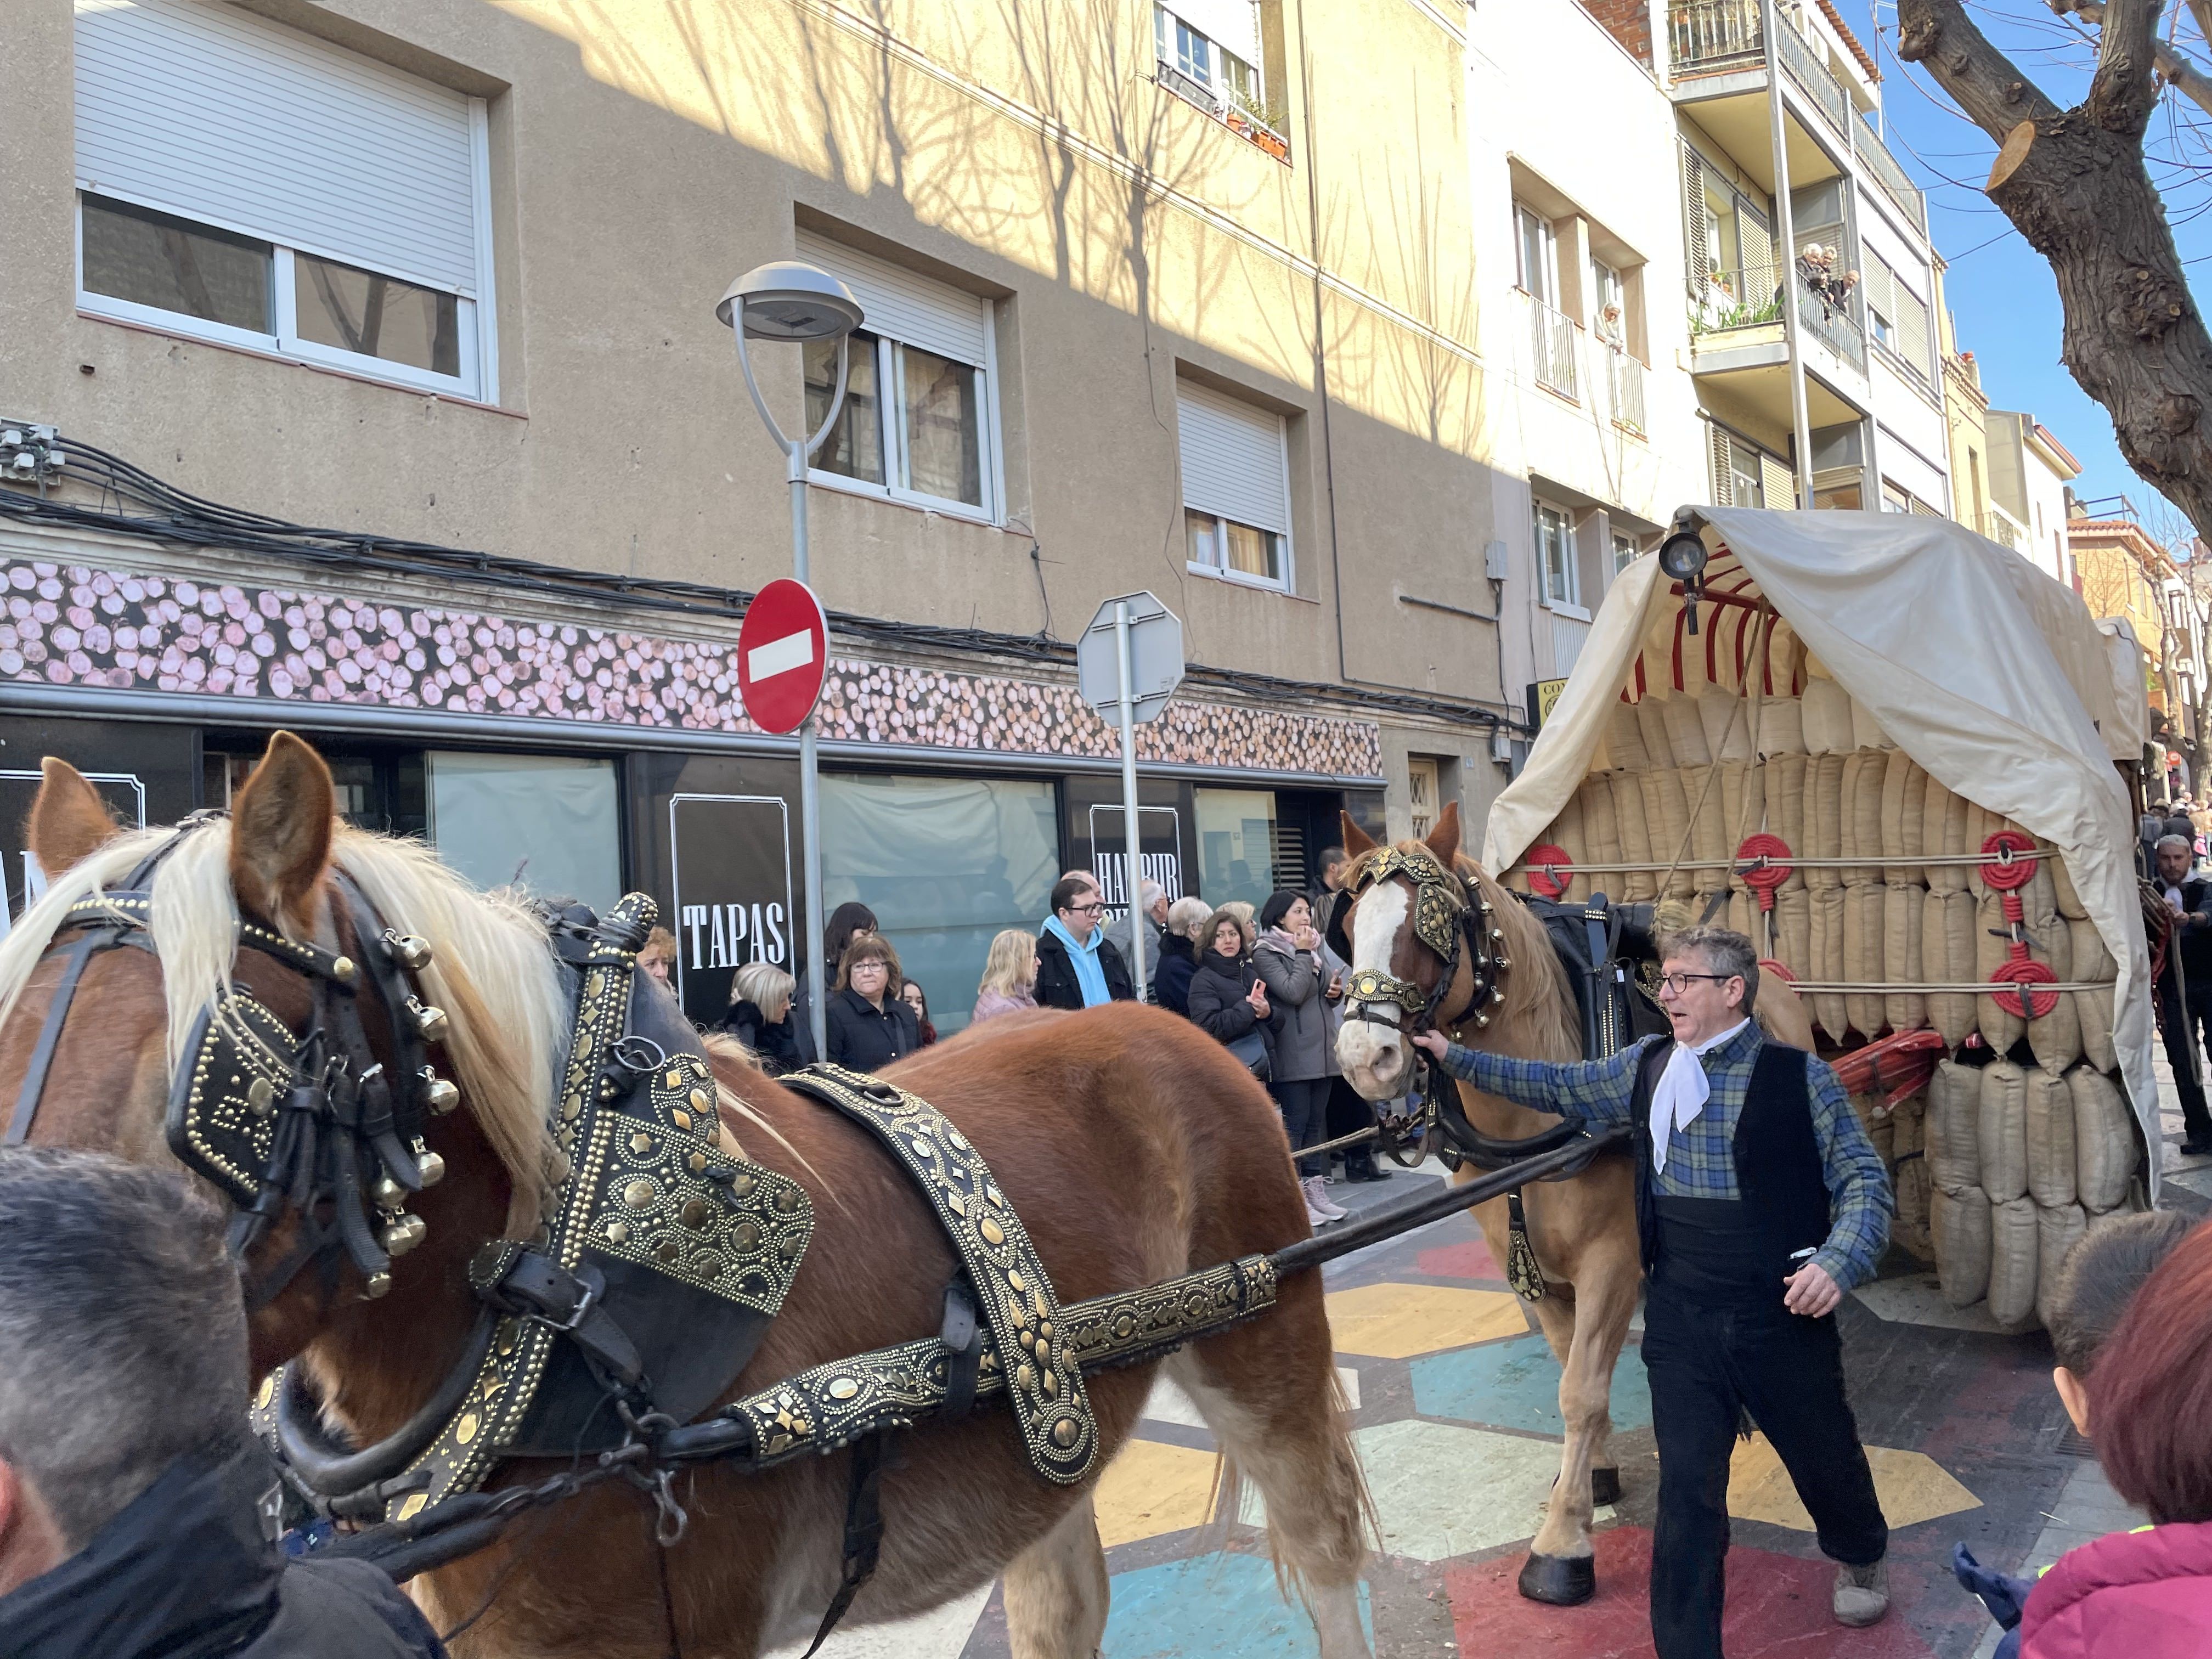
[1336,846,1510,1041]
[3,814,459,1311]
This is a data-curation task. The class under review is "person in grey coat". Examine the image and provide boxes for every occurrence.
[1254,888,1346,1223]
[1103,879,1170,1002]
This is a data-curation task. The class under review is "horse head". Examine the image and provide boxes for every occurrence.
[0,733,567,1379]
[1330,803,1576,1101]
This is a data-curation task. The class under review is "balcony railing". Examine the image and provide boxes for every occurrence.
[1603,341,1647,435]
[1688,262,1784,337]
[1668,2,1850,136]
[1854,117,1929,235]
[1978,512,2024,551]
[1798,285,1865,370]
[1155,59,1291,160]
[1526,292,1579,400]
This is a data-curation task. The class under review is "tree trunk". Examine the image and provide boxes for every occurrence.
[1898,0,2212,537]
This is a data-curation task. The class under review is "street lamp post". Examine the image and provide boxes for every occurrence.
[716,262,865,1063]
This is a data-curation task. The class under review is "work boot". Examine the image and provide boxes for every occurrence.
[1302,1175,1347,1222]
[1832,1559,1889,1627]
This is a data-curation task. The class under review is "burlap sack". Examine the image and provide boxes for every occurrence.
[1722,760,1765,855]
[1978,1059,2029,1202]
[2069,1063,2136,1214]
[2024,909,2083,1076]
[1852,696,1891,751]
[1663,694,1712,768]
[1637,698,1673,774]
[2024,1066,2078,1208]
[1609,701,1653,773]
[1546,792,1589,904]
[1701,685,1752,764]
[1759,697,1807,757]
[1581,775,1623,900]
[2070,917,2118,1074]
[2036,1202,2089,1330]
[1810,885,1849,1042]
[1988,1196,2041,1328]
[1927,1060,1983,1193]
[1850,1092,1895,1164]
[1685,764,1729,896]
[1808,753,1846,892]
[1843,884,1886,1037]
[1892,1090,1926,1160]
[1883,883,1926,1032]
[1803,678,1854,754]
[1728,889,1762,951]
[2050,851,2089,921]
[1641,769,1696,900]
[1770,753,1808,891]
[1775,888,1814,983]
[1932,1183,1992,1308]
[1611,771,1657,903]
[1976,891,2027,1052]
[1893,1150,1934,1263]
[1924,775,1970,896]
[1931,889,1978,1048]
[1881,754,1928,885]
[1843,752,1885,887]
[1965,802,1998,900]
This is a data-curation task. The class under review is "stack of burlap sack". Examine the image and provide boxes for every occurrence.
[1506,670,2136,1327]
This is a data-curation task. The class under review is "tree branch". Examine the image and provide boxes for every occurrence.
[1898,0,2062,137]
[2088,0,2165,131]
[2062,0,2212,122]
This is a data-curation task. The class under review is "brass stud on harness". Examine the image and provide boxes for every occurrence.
[380,1213,428,1256]
[385,932,434,971]
[405,997,450,1042]
[246,1076,276,1118]
[331,956,358,984]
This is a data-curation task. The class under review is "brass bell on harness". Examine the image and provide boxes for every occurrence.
[372,1173,408,1211]
[414,1149,446,1188]
[419,1069,460,1115]
[362,1270,392,1300]
[404,996,450,1043]
[385,931,434,971]
[380,1213,428,1257]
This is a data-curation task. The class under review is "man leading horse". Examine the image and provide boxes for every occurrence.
[1413,924,1893,1659]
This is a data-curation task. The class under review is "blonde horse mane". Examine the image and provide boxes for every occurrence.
[0,820,568,1233]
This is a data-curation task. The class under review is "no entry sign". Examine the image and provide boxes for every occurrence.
[737,578,830,735]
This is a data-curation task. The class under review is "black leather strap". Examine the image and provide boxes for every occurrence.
[478,1247,649,1396]
[7,927,114,1146]
[939,1284,982,1423]
[801,1430,891,1659]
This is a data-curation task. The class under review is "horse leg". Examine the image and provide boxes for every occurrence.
[1520,1241,1641,1606]
[1001,1492,1110,1659]
[1169,1291,1372,1659]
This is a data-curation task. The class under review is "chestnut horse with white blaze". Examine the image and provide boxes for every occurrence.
[1331,803,1812,1604]
[0,736,1371,1659]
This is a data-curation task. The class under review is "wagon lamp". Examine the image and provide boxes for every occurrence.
[714,260,867,1065]
[1658,519,1711,637]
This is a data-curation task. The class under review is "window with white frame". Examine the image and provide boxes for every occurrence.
[72,0,495,400]
[797,231,1000,519]
[1515,206,1559,306]
[1591,257,1626,346]
[1860,255,1932,385]
[1535,503,1577,607]
[1177,379,1291,591]
[1155,2,1265,110]
[1612,531,1640,574]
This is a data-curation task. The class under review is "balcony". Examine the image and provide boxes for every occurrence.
[1603,341,1647,436]
[1669,0,1848,137]
[1155,59,1291,161]
[1689,262,1784,338]
[1854,117,1928,235]
[1798,285,1865,371]
[1526,292,1579,401]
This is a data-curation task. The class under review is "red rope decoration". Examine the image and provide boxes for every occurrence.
[1980,832,2055,1017]
[1736,834,1793,912]
[1526,844,1573,900]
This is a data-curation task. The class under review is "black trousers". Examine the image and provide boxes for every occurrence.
[2158,976,2212,1147]
[1641,1278,1888,1659]
[1323,1075,1379,1174]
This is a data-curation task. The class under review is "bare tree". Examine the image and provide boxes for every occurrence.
[1895,0,2212,534]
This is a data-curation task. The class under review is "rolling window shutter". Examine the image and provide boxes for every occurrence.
[1760,452,1797,510]
[1862,257,1897,324]
[1895,283,1931,377]
[1709,425,1735,507]
[1680,145,1711,288]
[1738,196,1775,287]
[1165,0,1260,61]
[74,0,477,295]
[1909,494,1941,517]
[795,230,990,368]
[1177,380,1289,534]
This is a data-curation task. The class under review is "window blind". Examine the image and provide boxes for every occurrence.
[1760,452,1797,511]
[1708,424,1735,506]
[1177,380,1289,534]
[794,230,990,368]
[74,0,478,295]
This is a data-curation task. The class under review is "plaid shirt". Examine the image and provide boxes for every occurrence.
[1437,1023,1893,1291]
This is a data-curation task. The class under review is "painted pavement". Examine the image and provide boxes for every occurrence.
[787,1064,2211,1659]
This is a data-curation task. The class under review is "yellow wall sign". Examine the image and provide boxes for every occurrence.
[1530,677,1570,731]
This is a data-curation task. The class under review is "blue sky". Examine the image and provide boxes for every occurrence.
[1830,0,2212,524]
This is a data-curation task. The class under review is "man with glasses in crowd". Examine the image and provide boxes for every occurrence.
[1035,874,1136,1011]
[1413,926,1893,1658]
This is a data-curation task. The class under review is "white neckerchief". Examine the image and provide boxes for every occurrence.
[2167,883,2186,911]
[1651,1020,1752,1175]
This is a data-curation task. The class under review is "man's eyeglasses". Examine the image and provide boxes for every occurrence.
[1069,902,1108,916]
[1655,971,1737,994]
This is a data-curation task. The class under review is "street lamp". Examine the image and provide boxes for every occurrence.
[717,261,865,1064]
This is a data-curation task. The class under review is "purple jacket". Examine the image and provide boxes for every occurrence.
[2022,1520,2212,1658]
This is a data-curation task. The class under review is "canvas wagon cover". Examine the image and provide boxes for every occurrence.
[1481,509,2159,1190]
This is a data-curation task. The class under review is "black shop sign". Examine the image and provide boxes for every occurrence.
[668,793,794,1027]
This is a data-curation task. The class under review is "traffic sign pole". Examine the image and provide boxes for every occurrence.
[789,443,829,1064]
[1115,600,1145,996]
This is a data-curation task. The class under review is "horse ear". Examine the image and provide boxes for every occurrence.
[230,732,335,926]
[1340,811,1376,859]
[1424,802,1463,865]
[27,757,122,875]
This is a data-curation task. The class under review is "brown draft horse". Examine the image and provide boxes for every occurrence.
[0,735,1371,1659]
[1331,803,1812,1604]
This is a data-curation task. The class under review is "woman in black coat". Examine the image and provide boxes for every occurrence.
[1153,897,1207,1017]
[716,961,800,1075]
[1184,909,1279,1050]
[824,932,921,1071]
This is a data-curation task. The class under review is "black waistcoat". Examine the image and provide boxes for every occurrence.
[1628,1036,1832,1292]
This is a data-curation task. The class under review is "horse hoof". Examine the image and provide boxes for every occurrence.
[1517,1551,1597,1606]
[1590,1465,1622,1506]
